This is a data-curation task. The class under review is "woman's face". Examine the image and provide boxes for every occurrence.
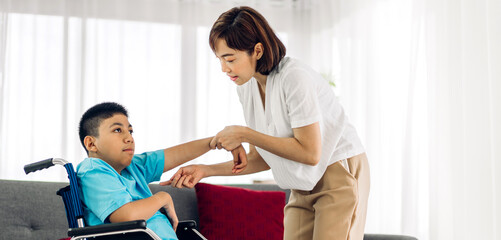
[214,39,261,85]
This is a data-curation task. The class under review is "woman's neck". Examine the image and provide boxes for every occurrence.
[254,72,267,91]
[254,72,267,108]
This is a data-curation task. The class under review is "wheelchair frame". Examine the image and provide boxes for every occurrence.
[24,158,206,240]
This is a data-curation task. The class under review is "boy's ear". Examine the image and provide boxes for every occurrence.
[254,42,264,60]
[84,136,98,153]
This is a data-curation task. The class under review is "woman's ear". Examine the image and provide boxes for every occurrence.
[84,136,97,153]
[254,42,264,60]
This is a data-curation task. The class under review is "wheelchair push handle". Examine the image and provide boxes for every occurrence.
[24,158,69,174]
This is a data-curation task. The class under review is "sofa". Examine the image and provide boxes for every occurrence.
[0,179,417,240]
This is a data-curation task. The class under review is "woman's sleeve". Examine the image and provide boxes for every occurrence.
[282,68,321,128]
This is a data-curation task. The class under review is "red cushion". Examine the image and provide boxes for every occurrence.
[195,183,285,240]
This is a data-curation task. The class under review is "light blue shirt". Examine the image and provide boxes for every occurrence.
[77,150,177,240]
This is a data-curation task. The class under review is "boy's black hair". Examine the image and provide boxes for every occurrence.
[78,102,128,154]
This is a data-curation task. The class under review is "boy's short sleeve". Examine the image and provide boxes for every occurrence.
[77,160,132,223]
[129,149,165,183]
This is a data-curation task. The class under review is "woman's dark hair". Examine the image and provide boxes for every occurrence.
[78,102,128,154]
[209,6,286,75]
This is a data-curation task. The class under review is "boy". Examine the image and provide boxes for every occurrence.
[76,102,246,240]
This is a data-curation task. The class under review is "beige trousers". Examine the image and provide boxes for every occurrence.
[283,153,370,240]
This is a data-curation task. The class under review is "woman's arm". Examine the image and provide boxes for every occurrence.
[162,144,270,188]
[212,122,322,166]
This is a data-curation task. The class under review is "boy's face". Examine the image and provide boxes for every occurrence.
[87,113,135,173]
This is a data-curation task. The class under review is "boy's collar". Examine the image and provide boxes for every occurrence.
[86,157,126,174]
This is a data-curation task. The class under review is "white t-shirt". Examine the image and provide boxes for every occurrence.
[237,57,365,191]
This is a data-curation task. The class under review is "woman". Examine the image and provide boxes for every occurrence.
[164,6,370,240]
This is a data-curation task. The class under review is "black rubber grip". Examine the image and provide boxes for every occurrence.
[24,158,54,174]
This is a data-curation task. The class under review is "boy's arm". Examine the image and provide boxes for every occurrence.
[108,191,178,230]
[162,137,213,172]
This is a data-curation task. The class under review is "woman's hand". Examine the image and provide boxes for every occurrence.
[160,165,207,188]
[210,125,246,151]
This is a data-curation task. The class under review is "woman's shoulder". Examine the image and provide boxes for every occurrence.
[274,57,316,79]
[271,57,317,87]
[273,57,301,74]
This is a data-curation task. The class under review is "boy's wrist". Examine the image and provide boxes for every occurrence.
[208,136,216,150]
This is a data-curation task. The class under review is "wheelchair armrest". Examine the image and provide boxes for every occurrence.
[68,220,147,237]
[177,220,207,240]
[178,220,197,230]
[159,207,197,230]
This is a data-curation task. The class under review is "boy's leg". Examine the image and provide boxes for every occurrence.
[312,153,370,240]
[284,190,315,240]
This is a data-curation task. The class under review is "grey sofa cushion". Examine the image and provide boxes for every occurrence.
[150,184,201,224]
[0,180,68,240]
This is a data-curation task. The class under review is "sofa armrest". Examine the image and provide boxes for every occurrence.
[364,234,418,240]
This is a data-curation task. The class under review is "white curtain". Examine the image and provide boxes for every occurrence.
[0,0,260,182]
[330,0,501,239]
[425,1,501,239]
[1,0,500,239]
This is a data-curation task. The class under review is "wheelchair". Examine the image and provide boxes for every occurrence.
[24,158,206,240]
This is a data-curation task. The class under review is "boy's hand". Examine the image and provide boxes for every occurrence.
[232,145,247,173]
[160,165,206,188]
[160,192,178,231]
